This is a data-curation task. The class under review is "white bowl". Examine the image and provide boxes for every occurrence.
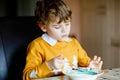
[65,73,103,80]
[63,69,103,80]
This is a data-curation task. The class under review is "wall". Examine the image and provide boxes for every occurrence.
[79,0,120,69]
[64,0,81,42]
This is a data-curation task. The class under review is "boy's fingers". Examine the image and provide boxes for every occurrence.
[93,56,101,63]
[99,61,103,69]
[95,57,101,64]
[97,57,101,62]
[93,56,97,60]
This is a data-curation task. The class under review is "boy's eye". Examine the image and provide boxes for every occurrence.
[54,25,61,29]
[55,27,60,29]
[66,23,70,26]
[65,22,71,26]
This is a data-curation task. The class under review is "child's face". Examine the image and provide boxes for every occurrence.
[45,18,71,41]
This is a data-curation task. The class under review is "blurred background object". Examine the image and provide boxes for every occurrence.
[0,0,36,17]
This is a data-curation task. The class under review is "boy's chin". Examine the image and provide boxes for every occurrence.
[58,40,66,41]
[58,38,68,41]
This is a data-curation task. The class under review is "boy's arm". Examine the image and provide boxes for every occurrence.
[78,47,91,67]
[23,41,53,80]
[74,39,91,67]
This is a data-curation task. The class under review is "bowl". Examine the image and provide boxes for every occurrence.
[63,69,103,80]
[66,73,103,80]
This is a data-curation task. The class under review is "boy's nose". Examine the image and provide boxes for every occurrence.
[61,25,66,33]
[62,29,65,33]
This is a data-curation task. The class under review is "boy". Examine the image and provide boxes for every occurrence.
[23,0,103,80]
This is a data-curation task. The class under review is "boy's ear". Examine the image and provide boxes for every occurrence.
[38,23,47,32]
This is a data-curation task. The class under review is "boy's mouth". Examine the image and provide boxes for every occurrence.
[62,35,68,38]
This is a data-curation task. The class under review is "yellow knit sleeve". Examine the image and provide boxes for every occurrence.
[23,39,54,80]
[73,38,91,67]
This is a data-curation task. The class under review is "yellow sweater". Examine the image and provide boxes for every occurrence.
[23,37,91,80]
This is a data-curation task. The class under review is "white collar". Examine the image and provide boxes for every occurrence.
[41,33,71,46]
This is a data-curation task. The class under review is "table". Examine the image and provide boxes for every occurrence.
[33,68,120,80]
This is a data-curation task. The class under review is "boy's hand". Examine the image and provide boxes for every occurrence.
[88,56,103,70]
[46,54,64,70]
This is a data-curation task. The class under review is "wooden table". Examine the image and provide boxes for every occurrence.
[33,68,120,80]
